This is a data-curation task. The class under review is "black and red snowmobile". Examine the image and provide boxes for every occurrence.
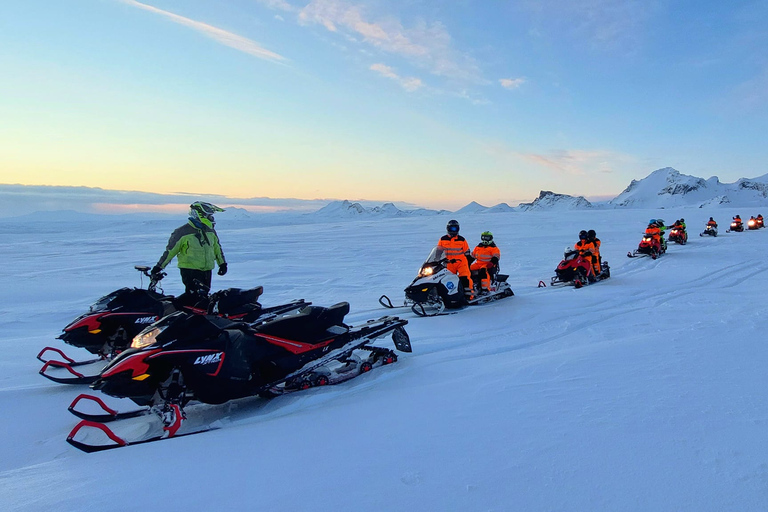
[726,219,744,232]
[38,266,308,384]
[627,234,665,259]
[668,227,688,245]
[66,303,411,452]
[747,217,760,230]
[550,247,610,288]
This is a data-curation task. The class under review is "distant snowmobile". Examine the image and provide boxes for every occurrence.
[550,247,610,288]
[378,246,513,317]
[38,266,308,384]
[627,234,665,259]
[700,225,718,237]
[668,227,688,245]
[747,218,759,230]
[726,220,744,233]
[66,303,411,452]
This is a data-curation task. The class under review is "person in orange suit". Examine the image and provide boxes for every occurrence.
[645,220,662,254]
[574,230,597,280]
[438,220,474,300]
[586,229,602,275]
[470,231,500,294]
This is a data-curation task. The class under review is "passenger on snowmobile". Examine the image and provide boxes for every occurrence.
[574,230,597,281]
[438,220,474,299]
[586,229,602,275]
[152,202,227,305]
[470,231,500,294]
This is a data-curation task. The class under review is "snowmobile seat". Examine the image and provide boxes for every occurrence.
[213,287,264,315]
[254,302,350,344]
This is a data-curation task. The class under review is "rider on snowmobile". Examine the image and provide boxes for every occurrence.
[733,215,743,229]
[645,220,662,254]
[707,217,718,228]
[575,230,597,280]
[470,231,500,294]
[438,220,474,300]
[152,201,228,303]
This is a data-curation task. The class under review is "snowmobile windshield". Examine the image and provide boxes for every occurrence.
[418,247,448,277]
[563,247,579,260]
[423,246,448,264]
[88,289,127,313]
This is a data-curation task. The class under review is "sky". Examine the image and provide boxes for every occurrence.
[1,0,767,210]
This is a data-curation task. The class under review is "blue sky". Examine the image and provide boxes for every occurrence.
[1,0,766,209]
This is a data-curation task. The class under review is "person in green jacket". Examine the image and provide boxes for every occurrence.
[152,201,227,300]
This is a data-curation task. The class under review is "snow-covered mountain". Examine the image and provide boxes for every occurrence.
[516,191,593,211]
[312,200,447,218]
[609,167,768,208]
[455,201,515,214]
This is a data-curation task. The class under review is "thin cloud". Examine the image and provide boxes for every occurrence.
[500,77,526,90]
[255,0,481,82]
[369,63,423,91]
[521,0,658,52]
[517,149,630,175]
[121,0,287,62]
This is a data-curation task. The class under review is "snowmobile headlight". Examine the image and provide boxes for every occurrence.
[419,266,434,277]
[131,325,166,349]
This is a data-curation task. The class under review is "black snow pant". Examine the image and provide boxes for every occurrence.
[178,268,213,306]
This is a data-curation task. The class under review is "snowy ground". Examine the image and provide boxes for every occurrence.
[2,208,768,511]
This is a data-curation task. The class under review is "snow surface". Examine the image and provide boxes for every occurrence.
[3,208,768,511]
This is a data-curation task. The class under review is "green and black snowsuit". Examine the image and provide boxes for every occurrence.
[156,219,226,295]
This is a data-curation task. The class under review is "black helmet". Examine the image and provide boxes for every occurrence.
[446,219,460,236]
[587,229,596,239]
[709,217,714,221]
[680,218,684,222]
[578,230,588,240]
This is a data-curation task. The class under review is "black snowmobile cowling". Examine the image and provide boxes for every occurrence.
[38,266,310,385]
[92,302,412,407]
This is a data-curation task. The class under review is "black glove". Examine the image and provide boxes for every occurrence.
[151,265,164,279]
[490,256,499,265]
[217,263,228,276]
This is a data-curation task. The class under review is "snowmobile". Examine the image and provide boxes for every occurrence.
[747,218,759,230]
[38,265,309,384]
[726,220,744,232]
[66,303,411,452]
[550,247,610,288]
[668,227,688,245]
[757,217,765,229]
[700,225,718,237]
[627,234,665,259]
[378,246,513,317]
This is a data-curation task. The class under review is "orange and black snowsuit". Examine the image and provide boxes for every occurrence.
[707,220,718,228]
[645,224,661,252]
[574,240,597,275]
[587,237,602,274]
[733,217,743,228]
[438,235,474,298]
[758,215,764,227]
[471,243,500,292]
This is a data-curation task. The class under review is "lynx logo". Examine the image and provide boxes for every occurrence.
[135,316,157,325]
[194,352,223,365]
